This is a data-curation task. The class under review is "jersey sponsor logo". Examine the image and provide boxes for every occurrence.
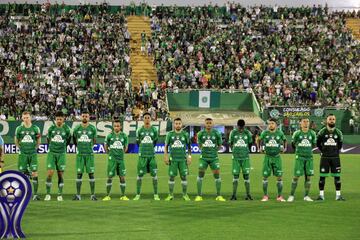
[324,138,337,146]
[298,139,312,147]
[21,135,33,143]
[78,135,92,143]
[141,136,153,144]
[265,139,279,147]
[171,140,185,148]
[51,135,65,143]
[234,139,247,148]
[110,141,124,150]
[203,140,215,148]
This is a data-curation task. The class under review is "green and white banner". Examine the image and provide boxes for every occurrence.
[199,91,211,108]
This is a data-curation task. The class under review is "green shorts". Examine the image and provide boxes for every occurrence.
[18,153,38,173]
[294,155,314,177]
[232,156,250,176]
[262,155,282,177]
[107,155,126,177]
[199,157,220,171]
[76,154,95,174]
[169,159,188,177]
[47,152,66,171]
[137,156,157,177]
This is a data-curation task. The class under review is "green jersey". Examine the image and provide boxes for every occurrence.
[197,129,222,160]
[229,128,253,159]
[105,131,128,160]
[165,130,190,161]
[292,129,317,157]
[73,124,97,154]
[15,124,41,154]
[259,129,286,156]
[136,126,158,157]
[47,124,71,154]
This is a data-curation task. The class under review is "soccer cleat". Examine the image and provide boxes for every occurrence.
[44,194,51,201]
[72,195,81,201]
[276,196,286,202]
[336,196,346,201]
[57,195,63,202]
[261,195,269,202]
[120,196,129,201]
[215,196,226,202]
[316,195,325,201]
[287,195,295,202]
[90,195,98,201]
[165,195,174,201]
[230,195,237,201]
[153,194,161,201]
[303,196,314,202]
[102,196,111,201]
[182,194,191,201]
[133,195,141,201]
[194,196,203,202]
[32,195,40,201]
[245,195,253,201]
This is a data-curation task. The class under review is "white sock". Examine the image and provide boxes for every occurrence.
[336,190,341,197]
[320,190,324,196]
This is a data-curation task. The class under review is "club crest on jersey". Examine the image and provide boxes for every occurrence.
[171,140,184,148]
[141,136,153,144]
[51,135,64,143]
[324,138,337,146]
[21,135,33,143]
[78,135,92,143]
[110,141,124,150]
[203,140,215,148]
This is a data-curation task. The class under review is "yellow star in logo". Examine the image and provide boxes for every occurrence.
[7,187,15,194]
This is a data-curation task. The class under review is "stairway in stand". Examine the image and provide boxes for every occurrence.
[127,15,157,89]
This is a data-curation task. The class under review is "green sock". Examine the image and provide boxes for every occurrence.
[136,176,142,195]
[32,176,38,195]
[277,180,283,196]
[153,177,158,195]
[197,177,203,196]
[106,178,112,196]
[244,179,251,195]
[214,174,221,196]
[89,176,95,195]
[58,177,64,195]
[290,180,298,196]
[263,179,268,195]
[168,180,175,195]
[181,180,187,195]
[305,181,311,196]
[232,177,239,196]
[120,183,126,196]
[46,177,52,194]
[76,178,82,195]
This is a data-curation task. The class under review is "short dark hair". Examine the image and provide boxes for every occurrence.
[143,112,151,118]
[205,118,213,121]
[55,111,64,118]
[174,118,182,122]
[268,118,277,123]
[81,109,89,114]
[237,119,245,128]
[327,114,335,118]
[113,119,121,124]
[300,117,309,121]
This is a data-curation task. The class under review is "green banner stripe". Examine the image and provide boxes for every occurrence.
[210,92,221,108]
[189,91,199,107]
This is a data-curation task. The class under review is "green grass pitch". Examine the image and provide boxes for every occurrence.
[3,153,360,240]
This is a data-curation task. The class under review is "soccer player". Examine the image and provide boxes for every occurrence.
[195,118,226,202]
[15,111,41,200]
[229,119,253,201]
[257,118,287,202]
[133,112,160,201]
[164,118,192,201]
[287,118,317,202]
[316,114,345,201]
[0,135,4,173]
[72,110,97,201]
[45,111,71,201]
[102,119,129,201]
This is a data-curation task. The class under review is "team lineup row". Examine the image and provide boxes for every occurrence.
[1,110,345,202]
